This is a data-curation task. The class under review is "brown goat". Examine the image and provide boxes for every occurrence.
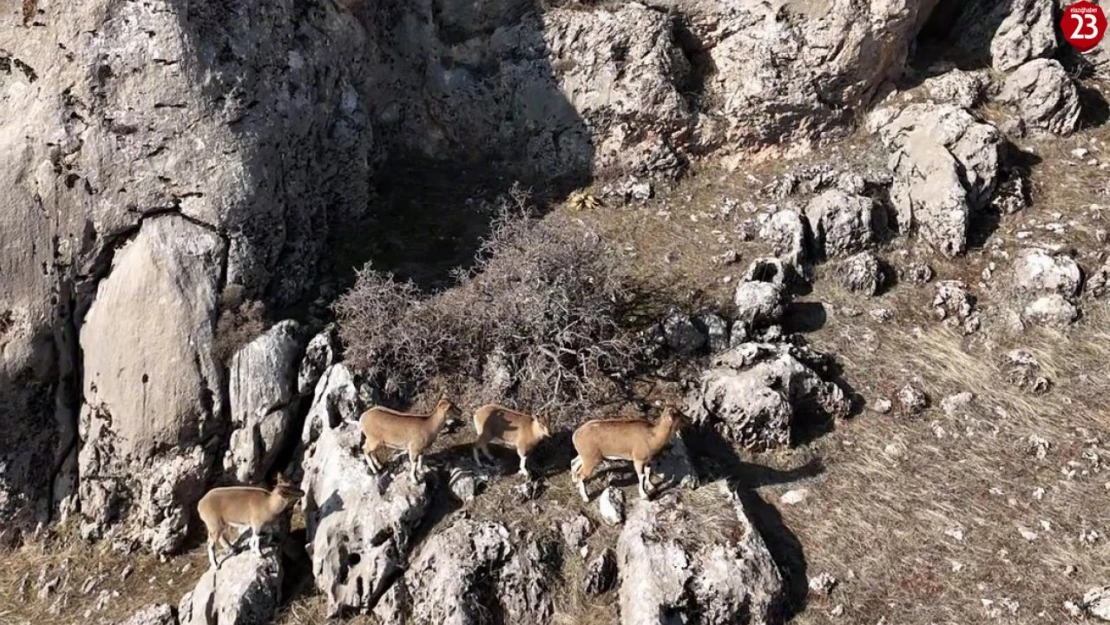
[471,404,552,479]
[359,398,462,480]
[570,405,684,502]
[196,473,304,569]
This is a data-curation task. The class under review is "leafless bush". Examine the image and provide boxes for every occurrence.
[213,284,269,364]
[335,188,643,425]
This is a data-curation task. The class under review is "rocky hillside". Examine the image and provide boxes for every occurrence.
[3,0,1110,624]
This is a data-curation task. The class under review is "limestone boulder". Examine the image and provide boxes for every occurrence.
[617,483,785,625]
[178,551,282,625]
[686,342,848,450]
[77,216,225,554]
[224,320,304,483]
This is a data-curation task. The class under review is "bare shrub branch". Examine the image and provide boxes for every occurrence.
[334,187,643,426]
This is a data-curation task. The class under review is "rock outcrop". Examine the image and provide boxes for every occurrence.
[946,0,1057,72]
[1,0,372,546]
[999,59,1082,136]
[869,103,1001,256]
[686,342,849,450]
[78,216,225,553]
[178,551,283,625]
[617,483,785,625]
[376,520,556,625]
[300,403,431,617]
[225,320,304,483]
[804,189,884,259]
[1011,248,1083,327]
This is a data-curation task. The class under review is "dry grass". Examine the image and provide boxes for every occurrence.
[0,527,206,625]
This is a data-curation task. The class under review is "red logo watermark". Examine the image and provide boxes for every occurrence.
[1061,1,1107,53]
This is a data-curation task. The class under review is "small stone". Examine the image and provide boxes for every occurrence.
[873,399,893,414]
[1018,526,1038,541]
[940,392,974,417]
[1073,148,1090,158]
[560,515,594,551]
[869,308,894,322]
[780,489,809,505]
[599,487,626,525]
[830,604,844,617]
[1083,586,1110,620]
[904,263,935,284]
[808,572,838,596]
[897,385,929,414]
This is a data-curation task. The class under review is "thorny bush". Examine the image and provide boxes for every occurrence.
[334,189,644,425]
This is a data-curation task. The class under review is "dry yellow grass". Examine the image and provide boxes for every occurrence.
[0,527,206,625]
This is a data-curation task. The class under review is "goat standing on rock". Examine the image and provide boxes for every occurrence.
[358,398,462,480]
[570,405,685,502]
[471,403,551,479]
[196,473,305,569]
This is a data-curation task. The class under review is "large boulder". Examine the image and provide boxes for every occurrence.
[999,59,1082,136]
[1011,248,1082,299]
[178,551,283,625]
[869,103,1001,256]
[803,189,883,258]
[224,320,304,483]
[375,520,556,625]
[300,405,431,617]
[77,216,225,554]
[1,0,371,544]
[617,483,785,625]
[946,0,1057,72]
[686,342,849,450]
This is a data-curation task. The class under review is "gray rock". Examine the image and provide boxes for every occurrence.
[808,572,839,596]
[663,312,707,355]
[447,468,483,504]
[760,210,808,269]
[733,281,786,328]
[1012,249,1082,298]
[600,487,627,526]
[1006,349,1052,394]
[870,103,1001,256]
[992,170,1031,215]
[932,280,981,334]
[952,0,1057,71]
[77,216,225,554]
[1083,586,1110,621]
[904,263,935,284]
[873,398,894,414]
[1087,261,1110,299]
[584,548,619,595]
[696,312,731,353]
[560,515,595,551]
[836,251,886,296]
[940,392,974,417]
[804,189,882,258]
[300,414,431,617]
[115,604,177,625]
[300,363,378,448]
[378,521,554,625]
[1022,295,1079,327]
[923,68,988,108]
[178,551,282,625]
[225,320,304,483]
[999,59,1081,136]
[617,483,784,625]
[897,385,929,414]
[744,257,794,288]
[686,342,848,450]
[298,325,340,396]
